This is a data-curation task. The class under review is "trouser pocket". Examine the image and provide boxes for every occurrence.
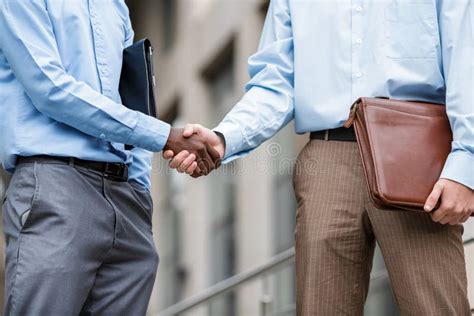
[3,163,40,232]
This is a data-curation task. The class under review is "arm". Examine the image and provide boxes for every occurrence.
[423,0,474,224]
[214,0,295,161]
[437,0,474,189]
[163,0,295,174]
[0,0,170,152]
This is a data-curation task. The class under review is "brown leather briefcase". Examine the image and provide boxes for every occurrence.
[344,97,452,212]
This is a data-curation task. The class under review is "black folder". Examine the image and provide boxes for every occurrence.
[119,38,157,118]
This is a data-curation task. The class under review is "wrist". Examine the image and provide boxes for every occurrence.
[214,131,226,158]
[163,127,177,150]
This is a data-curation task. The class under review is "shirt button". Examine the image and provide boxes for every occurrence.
[356,72,363,78]
[100,133,106,139]
[356,6,363,12]
[356,38,363,44]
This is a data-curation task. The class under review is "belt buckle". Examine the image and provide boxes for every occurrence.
[104,163,128,181]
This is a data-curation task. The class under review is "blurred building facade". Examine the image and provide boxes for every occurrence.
[0,1,473,315]
[126,1,304,314]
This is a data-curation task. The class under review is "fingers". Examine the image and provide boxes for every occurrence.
[183,124,203,138]
[169,151,190,169]
[174,144,219,176]
[185,161,198,175]
[460,213,471,224]
[163,150,174,159]
[431,199,470,225]
[430,210,448,224]
[195,147,215,175]
[190,171,202,179]
[206,143,222,167]
[424,181,444,212]
[177,154,196,173]
[430,197,453,223]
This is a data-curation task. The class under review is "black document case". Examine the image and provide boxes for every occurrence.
[119,38,157,118]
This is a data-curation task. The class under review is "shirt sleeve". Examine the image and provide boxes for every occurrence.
[0,0,170,153]
[438,0,474,189]
[214,0,295,162]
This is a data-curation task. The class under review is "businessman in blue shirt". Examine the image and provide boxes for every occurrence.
[166,0,474,314]
[0,0,219,315]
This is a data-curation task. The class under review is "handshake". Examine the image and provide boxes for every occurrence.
[162,124,225,177]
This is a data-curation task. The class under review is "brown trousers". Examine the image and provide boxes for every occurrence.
[293,140,470,315]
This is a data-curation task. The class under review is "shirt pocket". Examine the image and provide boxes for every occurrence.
[384,2,438,59]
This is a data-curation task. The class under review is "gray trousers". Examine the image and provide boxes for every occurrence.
[2,159,159,315]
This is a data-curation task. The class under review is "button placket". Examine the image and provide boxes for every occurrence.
[89,0,111,96]
[351,0,365,99]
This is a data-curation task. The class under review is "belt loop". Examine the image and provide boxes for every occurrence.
[324,130,329,141]
[69,157,75,167]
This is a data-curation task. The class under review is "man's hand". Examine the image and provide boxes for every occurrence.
[424,179,474,225]
[163,127,221,176]
[163,124,225,177]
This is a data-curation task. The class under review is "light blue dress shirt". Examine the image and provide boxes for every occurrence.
[215,0,474,189]
[0,0,171,189]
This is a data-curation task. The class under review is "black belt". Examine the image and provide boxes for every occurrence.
[17,155,129,181]
[310,126,357,142]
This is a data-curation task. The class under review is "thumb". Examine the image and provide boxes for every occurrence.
[183,124,201,138]
[424,180,444,212]
[163,150,174,160]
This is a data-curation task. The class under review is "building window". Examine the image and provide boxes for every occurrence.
[203,40,237,316]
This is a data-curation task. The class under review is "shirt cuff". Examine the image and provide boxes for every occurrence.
[126,112,171,152]
[440,150,474,190]
[214,121,251,163]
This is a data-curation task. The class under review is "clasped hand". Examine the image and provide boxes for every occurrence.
[163,125,225,177]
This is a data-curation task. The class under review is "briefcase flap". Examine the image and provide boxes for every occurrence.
[345,97,452,210]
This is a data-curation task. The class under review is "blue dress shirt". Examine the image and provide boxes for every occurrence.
[215,0,474,189]
[0,0,171,189]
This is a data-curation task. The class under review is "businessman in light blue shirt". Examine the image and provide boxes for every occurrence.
[0,0,220,314]
[166,0,474,314]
